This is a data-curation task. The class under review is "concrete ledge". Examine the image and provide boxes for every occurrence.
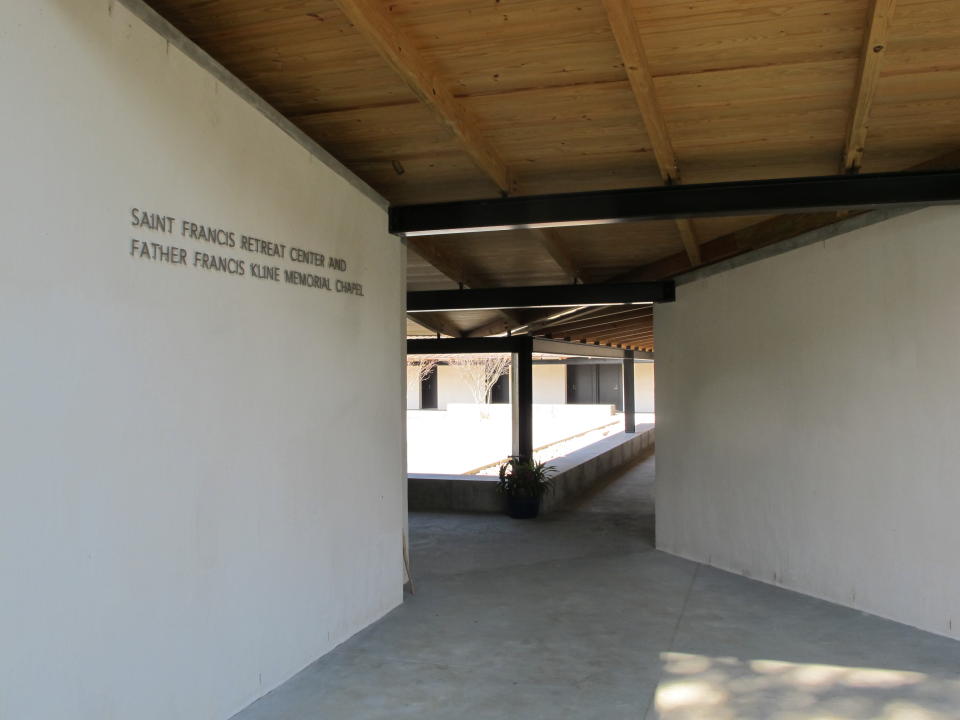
[408,425,654,514]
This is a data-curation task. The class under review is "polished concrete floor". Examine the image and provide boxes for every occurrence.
[234,456,960,719]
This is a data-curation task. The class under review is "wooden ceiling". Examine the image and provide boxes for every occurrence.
[148,0,960,350]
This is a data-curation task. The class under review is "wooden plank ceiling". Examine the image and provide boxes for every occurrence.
[148,0,960,351]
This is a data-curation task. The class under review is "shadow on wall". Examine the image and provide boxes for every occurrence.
[653,652,960,719]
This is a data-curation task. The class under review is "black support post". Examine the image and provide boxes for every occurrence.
[511,337,534,463]
[623,351,635,434]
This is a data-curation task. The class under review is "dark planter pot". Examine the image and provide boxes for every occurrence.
[505,495,541,519]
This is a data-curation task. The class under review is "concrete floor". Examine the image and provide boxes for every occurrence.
[233,456,960,719]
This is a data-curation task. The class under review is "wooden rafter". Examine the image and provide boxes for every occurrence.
[515,305,618,336]
[602,0,701,267]
[333,0,593,323]
[533,229,584,283]
[405,237,521,336]
[333,0,510,193]
[406,237,485,289]
[538,311,652,337]
[537,308,653,336]
[590,326,654,342]
[408,311,463,338]
[580,320,654,340]
[673,218,703,267]
[552,319,654,343]
[842,0,897,173]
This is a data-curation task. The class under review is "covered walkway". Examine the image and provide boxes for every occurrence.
[234,456,960,719]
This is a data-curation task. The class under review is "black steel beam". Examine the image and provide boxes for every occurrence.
[407,282,674,313]
[531,337,636,359]
[407,336,653,360]
[389,169,960,236]
[407,337,519,355]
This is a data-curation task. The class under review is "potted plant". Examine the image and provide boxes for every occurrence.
[497,457,556,519]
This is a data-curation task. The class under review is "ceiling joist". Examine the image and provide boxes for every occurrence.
[602,0,702,268]
[533,229,584,284]
[333,0,510,193]
[842,0,897,173]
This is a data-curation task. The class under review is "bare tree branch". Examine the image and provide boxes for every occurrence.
[447,354,511,405]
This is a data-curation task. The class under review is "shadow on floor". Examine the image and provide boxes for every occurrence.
[232,455,960,720]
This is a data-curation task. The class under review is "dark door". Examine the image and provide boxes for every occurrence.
[490,373,510,404]
[420,366,438,409]
[597,364,623,411]
[566,364,598,404]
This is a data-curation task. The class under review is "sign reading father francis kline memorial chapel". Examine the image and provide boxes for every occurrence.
[128,208,365,296]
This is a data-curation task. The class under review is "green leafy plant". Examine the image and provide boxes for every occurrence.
[497,458,556,500]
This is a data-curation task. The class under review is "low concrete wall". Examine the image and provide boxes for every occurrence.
[409,425,654,514]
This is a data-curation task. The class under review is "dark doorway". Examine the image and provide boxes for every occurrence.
[566,364,598,404]
[490,373,510,404]
[420,366,438,409]
[597,364,623,411]
[566,363,623,411]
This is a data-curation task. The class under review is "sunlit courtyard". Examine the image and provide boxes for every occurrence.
[407,406,656,474]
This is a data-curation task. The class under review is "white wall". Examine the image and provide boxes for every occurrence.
[435,363,569,408]
[424,362,651,411]
[656,206,960,640]
[534,364,566,404]
[406,365,422,409]
[634,362,655,413]
[0,3,404,719]
[437,365,478,409]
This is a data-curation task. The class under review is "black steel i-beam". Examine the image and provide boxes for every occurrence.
[407,282,674,312]
[389,169,960,236]
[406,337,649,360]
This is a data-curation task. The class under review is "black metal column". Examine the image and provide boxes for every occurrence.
[623,351,636,434]
[511,337,534,463]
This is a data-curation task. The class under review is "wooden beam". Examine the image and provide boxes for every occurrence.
[406,237,482,288]
[602,0,702,267]
[461,314,515,338]
[602,0,678,183]
[334,0,510,192]
[406,311,462,338]
[534,229,583,283]
[673,218,702,267]
[842,0,897,173]
[538,308,652,335]
[514,306,618,336]
[537,307,653,336]
[588,325,654,342]
[577,321,654,341]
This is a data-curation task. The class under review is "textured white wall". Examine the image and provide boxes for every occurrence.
[534,364,566,404]
[436,363,571,408]
[406,365,422,409]
[437,365,478,409]
[634,362,655,413]
[656,206,960,640]
[0,2,404,718]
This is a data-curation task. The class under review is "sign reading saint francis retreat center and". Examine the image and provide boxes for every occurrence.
[128,208,365,296]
